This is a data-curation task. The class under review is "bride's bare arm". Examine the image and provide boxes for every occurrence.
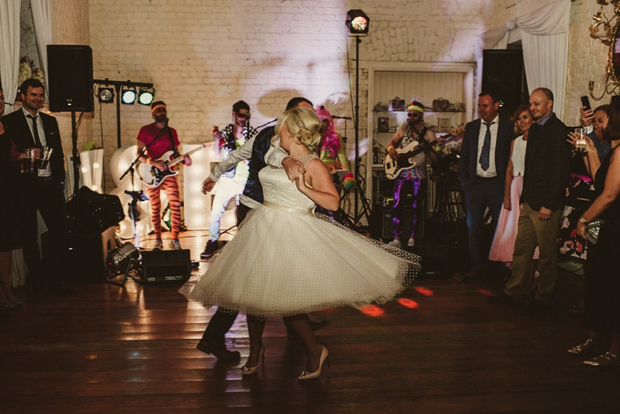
[294,158,340,211]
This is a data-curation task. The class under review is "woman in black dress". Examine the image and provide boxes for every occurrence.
[569,101,620,367]
[0,87,22,308]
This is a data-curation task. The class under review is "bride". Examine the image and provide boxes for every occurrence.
[183,107,420,379]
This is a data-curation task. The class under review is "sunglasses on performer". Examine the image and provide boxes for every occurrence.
[236,113,251,119]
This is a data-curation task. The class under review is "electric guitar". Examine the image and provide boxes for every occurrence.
[138,142,208,188]
[384,139,439,180]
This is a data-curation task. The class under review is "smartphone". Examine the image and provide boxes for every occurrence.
[581,95,591,111]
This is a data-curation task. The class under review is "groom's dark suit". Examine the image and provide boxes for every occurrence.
[459,116,513,270]
[2,108,67,291]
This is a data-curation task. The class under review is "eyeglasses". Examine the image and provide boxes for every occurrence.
[407,112,420,118]
[237,113,251,119]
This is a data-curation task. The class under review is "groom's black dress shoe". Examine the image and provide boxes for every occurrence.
[196,339,241,361]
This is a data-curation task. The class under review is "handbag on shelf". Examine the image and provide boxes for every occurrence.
[389,97,406,112]
[585,219,604,245]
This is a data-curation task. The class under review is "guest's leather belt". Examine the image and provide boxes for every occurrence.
[476,176,498,181]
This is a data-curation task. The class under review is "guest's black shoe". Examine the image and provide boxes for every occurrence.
[200,240,220,259]
[487,293,520,306]
[196,339,240,361]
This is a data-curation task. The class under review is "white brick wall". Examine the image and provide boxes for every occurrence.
[46,0,608,190]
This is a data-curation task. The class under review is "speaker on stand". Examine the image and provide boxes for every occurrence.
[47,45,94,197]
[481,49,527,116]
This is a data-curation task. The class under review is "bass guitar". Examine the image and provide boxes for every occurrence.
[138,142,208,188]
[384,139,437,180]
[384,134,456,180]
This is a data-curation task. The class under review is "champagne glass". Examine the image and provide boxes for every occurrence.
[575,128,587,154]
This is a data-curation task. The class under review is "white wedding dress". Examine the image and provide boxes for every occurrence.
[182,156,421,317]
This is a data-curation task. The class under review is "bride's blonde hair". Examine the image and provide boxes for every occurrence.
[273,107,322,148]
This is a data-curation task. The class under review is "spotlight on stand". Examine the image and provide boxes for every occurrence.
[98,86,115,103]
[121,85,137,104]
[345,9,372,225]
[138,87,155,106]
[106,241,140,285]
[346,9,370,35]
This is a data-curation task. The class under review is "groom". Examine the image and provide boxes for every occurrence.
[198,97,328,360]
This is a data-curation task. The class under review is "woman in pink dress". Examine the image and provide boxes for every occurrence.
[489,104,539,266]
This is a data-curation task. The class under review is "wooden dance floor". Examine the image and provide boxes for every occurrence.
[1,231,619,414]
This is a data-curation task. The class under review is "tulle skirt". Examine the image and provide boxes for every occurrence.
[489,175,539,263]
[180,203,421,317]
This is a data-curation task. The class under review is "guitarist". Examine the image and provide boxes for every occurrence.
[386,101,441,248]
[137,101,191,250]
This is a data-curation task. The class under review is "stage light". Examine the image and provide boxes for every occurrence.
[106,242,140,284]
[121,86,137,104]
[346,9,369,35]
[138,87,155,106]
[98,87,114,103]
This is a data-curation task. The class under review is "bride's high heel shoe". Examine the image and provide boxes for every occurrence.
[299,345,330,380]
[241,344,266,375]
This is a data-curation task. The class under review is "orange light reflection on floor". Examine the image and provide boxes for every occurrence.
[414,287,434,297]
[477,288,494,296]
[397,298,419,309]
[359,305,385,317]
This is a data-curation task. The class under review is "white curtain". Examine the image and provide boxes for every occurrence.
[475,0,571,120]
[30,0,53,98]
[0,0,22,115]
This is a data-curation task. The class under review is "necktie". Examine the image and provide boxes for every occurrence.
[27,115,43,147]
[479,122,493,171]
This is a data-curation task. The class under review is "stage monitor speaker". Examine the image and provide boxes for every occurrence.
[62,226,116,283]
[47,45,94,112]
[141,250,191,283]
[481,49,526,115]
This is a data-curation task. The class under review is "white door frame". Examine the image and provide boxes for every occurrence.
[365,62,476,206]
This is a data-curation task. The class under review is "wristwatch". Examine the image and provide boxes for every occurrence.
[579,216,588,225]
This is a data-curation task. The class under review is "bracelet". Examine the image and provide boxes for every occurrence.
[579,216,588,225]
[387,145,394,151]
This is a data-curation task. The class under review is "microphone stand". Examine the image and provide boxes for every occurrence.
[119,128,167,248]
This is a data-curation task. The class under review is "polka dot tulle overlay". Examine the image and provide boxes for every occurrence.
[180,165,421,317]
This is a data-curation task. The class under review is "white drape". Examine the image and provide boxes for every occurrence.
[30,0,53,99]
[475,0,571,120]
[0,0,22,115]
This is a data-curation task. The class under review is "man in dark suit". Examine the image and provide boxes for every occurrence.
[2,79,69,295]
[491,88,571,308]
[459,91,513,278]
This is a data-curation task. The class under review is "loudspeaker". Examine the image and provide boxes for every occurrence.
[47,45,94,112]
[63,226,117,283]
[481,49,527,115]
[141,250,191,282]
[382,207,396,239]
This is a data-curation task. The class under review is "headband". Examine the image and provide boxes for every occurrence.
[407,104,424,113]
[151,103,166,113]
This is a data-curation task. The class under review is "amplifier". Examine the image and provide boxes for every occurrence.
[141,249,191,283]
